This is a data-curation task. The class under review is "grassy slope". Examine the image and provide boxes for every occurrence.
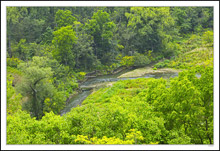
[168,46,213,68]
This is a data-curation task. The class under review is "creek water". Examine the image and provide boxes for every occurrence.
[60,69,179,115]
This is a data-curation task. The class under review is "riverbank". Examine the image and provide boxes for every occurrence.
[84,66,128,79]
[70,62,178,104]
[65,66,132,107]
[118,67,182,78]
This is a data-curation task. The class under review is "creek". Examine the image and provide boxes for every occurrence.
[60,68,179,115]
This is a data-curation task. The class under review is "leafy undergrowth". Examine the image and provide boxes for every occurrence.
[7,65,213,144]
[7,66,23,86]
[154,30,213,70]
[153,46,213,70]
[168,47,213,69]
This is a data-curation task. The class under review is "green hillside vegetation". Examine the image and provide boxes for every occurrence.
[6,6,214,144]
[7,65,213,144]
[154,31,213,69]
[168,47,213,68]
[119,31,213,78]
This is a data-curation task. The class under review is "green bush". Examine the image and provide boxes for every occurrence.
[154,62,166,68]
[163,59,170,64]
[76,72,86,81]
[133,52,151,67]
[120,56,135,67]
[7,57,22,68]
[202,31,213,46]
[154,59,170,68]
[152,55,163,62]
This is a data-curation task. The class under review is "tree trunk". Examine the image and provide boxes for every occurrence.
[30,77,46,119]
[198,134,203,144]
[205,119,212,144]
[33,89,39,120]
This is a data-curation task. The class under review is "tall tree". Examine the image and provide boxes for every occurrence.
[85,10,117,64]
[52,25,78,68]
[17,56,72,119]
[17,56,53,119]
[125,7,176,56]
[7,7,27,57]
[55,9,77,29]
[72,21,99,70]
[40,26,54,45]
[171,7,213,35]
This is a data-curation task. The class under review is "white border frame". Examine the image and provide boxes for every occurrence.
[1,1,219,150]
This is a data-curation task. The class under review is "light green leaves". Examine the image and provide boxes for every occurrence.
[202,31,213,46]
[52,26,77,67]
[86,10,117,64]
[120,56,134,67]
[7,74,22,115]
[55,9,77,28]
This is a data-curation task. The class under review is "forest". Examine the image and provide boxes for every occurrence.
[6,6,214,145]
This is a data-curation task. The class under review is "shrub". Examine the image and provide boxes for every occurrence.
[7,57,22,68]
[154,59,170,68]
[133,52,151,67]
[202,31,213,46]
[154,62,166,68]
[152,55,163,62]
[76,72,86,81]
[120,56,135,67]
[163,59,170,64]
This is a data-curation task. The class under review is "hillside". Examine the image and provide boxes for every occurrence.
[6,6,214,145]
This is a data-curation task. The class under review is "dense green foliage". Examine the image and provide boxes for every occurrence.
[7,74,22,115]
[52,25,77,67]
[7,66,213,144]
[6,6,213,144]
[154,31,213,69]
[7,7,213,70]
[15,56,78,119]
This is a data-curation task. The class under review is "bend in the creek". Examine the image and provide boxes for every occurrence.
[61,71,180,115]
